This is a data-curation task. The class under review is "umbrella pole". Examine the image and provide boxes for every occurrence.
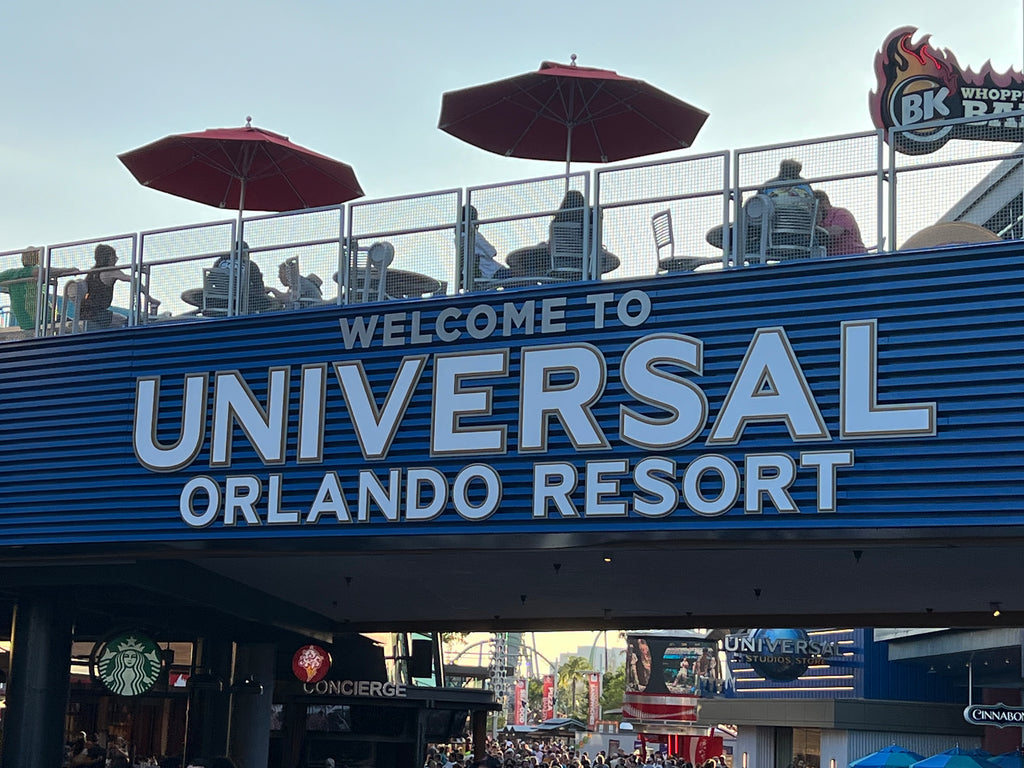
[565,124,573,190]
[232,177,247,317]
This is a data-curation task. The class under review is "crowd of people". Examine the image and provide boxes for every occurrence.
[426,738,729,768]
[62,730,243,768]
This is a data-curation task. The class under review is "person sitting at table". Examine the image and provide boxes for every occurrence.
[553,189,587,224]
[80,243,160,328]
[759,158,813,199]
[464,205,509,282]
[0,246,76,333]
[213,241,273,313]
[813,190,866,256]
[267,261,323,305]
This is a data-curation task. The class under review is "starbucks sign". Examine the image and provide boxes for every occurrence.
[93,631,163,696]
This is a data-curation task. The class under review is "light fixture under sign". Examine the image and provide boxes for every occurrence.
[231,675,264,695]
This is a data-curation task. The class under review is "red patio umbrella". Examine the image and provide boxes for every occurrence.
[438,56,709,175]
[118,117,364,226]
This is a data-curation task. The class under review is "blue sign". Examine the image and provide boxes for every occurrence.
[0,245,1020,546]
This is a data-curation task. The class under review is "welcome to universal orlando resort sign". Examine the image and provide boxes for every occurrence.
[128,285,947,533]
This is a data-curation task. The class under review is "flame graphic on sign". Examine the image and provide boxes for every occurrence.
[870,27,960,129]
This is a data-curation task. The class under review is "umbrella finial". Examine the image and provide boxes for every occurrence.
[570,54,577,67]
[245,115,252,127]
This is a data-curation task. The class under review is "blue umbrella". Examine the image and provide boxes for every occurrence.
[851,745,926,768]
[991,749,1024,768]
[912,747,999,768]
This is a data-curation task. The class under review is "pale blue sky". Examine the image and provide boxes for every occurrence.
[2,0,1022,248]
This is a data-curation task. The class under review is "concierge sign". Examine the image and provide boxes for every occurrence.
[1,246,1021,546]
[871,26,1024,154]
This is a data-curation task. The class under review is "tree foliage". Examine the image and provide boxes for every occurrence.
[556,656,592,720]
[600,665,626,718]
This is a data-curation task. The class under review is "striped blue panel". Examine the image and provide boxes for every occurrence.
[0,244,1020,545]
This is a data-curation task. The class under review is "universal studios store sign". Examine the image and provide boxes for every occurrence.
[130,290,940,530]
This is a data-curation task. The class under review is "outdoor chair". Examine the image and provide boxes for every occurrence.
[765,194,820,262]
[57,279,88,335]
[652,210,675,261]
[349,241,394,303]
[201,267,232,316]
[740,194,774,264]
[653,209,720,273]
[548,220,585,280]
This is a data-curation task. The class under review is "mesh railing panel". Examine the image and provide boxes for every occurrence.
[735,132,882,259]
[6,121,1024,342]
[0,247,44,334]
[889,113,1024,249]
[139,221,235,320]
[465,173,589,291]
[241,207,344,313]
[595,153,729,278]
[44,235,138,335]
[345,190,461,304]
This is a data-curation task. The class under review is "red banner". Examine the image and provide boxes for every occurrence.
[669,736,723,763]
[621,691,698,722]
[513,678,527,725]
[587,672,602,729]
[542,675,554,720]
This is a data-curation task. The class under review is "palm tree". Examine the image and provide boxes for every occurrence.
[557,656,591,720]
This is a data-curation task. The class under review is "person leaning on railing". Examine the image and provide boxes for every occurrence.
[0,246,76,334]
[813,190,866,256]
[80,243,161,328]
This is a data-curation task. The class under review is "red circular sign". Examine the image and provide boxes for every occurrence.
[292,644,332,683]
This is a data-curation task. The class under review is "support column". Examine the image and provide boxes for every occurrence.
[228,642,276,768]
[185,637,234,762]
[472,710,488,763]
[1,590,73,768]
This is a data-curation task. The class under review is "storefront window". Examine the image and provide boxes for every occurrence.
[792,728,821,768]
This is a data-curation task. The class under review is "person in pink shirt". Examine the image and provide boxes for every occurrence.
[813,190,866,256]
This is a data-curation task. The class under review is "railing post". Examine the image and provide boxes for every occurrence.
[887,128,897,252]
[876,129,886,252]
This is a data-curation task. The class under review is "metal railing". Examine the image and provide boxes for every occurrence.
[2,115,1021,343]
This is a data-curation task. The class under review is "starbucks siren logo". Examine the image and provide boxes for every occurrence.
[94,632,163,696]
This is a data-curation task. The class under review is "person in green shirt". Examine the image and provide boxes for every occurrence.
[0,247,77,333]
[0,247,44,330]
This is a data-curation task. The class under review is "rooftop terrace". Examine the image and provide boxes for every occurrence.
[2,115,1022,340]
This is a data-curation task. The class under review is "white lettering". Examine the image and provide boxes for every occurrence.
[744,453,798,514]
[452,464,501,520]
[211,368,290,467]
[431,351,508,456]
[519,344,609,452]
[632,457,678,517]
[532,463,578,518]
[619,334,707,449]
[840,320,936,438]
[801,450,855,512]
[708,328,830,445]
[134,374,208,472]
[683,455,739,516]
[179,476,220,527]
[405,468,447,521]
[334,357,427,460]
